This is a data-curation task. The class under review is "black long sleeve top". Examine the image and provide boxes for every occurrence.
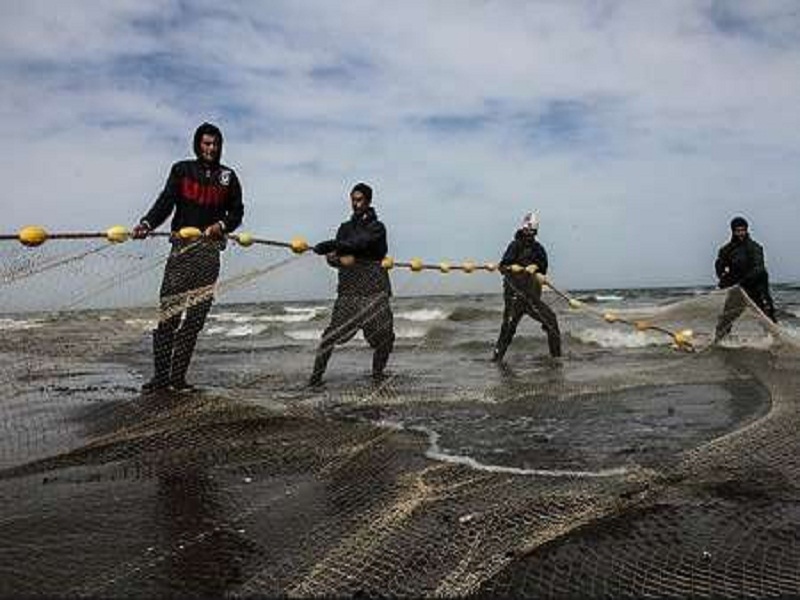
[141,160,244,234]
[318,207,391,296]
[500,231,549,299]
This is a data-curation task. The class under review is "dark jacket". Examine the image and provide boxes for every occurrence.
[500,230,549,299]
[141,160,244,234]
[318,207,391,296]
[715,235,769,293]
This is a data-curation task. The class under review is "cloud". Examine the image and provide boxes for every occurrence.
[1,0,799,305]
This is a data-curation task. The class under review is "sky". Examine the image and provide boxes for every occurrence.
[1,0,799,301]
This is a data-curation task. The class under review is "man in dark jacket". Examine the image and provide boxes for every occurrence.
[132,122,244,392]
[714,216,776,342]
[309,182,394,386]
[492,212,561,362]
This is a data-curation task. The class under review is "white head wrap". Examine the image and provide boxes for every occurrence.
[521,212,539,231]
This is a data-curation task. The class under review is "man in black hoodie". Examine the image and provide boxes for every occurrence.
[309,182,394,386]
[492,212,561,362]
[132,122,244,392]
[714,216,776,342]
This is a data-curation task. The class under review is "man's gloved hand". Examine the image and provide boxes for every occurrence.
[718,267,734,289]
[325,253,341,268]
[204,222,225,240]
[313,240,337,255]
[132,223,150,239]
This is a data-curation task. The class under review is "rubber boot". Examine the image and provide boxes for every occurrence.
[492,334,511,363]
[372,342,392,381]
[309,345,333,387]
[169,297,213,392]
[762,292,777,323]
[169,325,200,392]
[142,329,173,393]
[493,304,518,363]
[547,330,562,358]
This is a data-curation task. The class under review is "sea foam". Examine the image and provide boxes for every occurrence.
[395,308,450,322]
[573,327,663,349]
[0,318,44,331]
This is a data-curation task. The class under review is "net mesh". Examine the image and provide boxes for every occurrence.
[1,236,799,597]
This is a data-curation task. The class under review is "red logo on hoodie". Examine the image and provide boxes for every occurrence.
[180,176,227,206]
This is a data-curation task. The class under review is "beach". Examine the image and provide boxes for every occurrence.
[1,287,800,596]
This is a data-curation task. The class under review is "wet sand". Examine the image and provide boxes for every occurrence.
[1,311,797,597]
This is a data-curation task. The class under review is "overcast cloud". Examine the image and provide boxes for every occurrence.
[2,0,799,299]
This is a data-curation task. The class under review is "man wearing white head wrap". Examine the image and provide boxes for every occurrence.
[492,211,561,362]
[521,211,539,231]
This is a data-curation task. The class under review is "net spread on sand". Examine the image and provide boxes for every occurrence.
[1,236,799,598]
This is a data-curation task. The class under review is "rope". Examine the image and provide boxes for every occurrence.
[2,224,696,351]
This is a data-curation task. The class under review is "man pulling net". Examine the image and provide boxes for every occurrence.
[714,215,777,343]
[309,183,395,386]
[132,122,244,393]
[492,211,561,363]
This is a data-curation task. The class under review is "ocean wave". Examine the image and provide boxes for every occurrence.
[448,306,499,322]
[453,340,490,353]
[225,324,270,337]
[395,326,428,339]
[205,324,271,337]
[284,305,328,314]
[571,328,663,349]
[284,329,323,341]
[211,308,324,324]
[255,313,317,323]
[717,333,776,350]
[0,318,45,331]
[123,318,157,331]
[396,308,450,322]
[209,312,254,324]
[595,294,625,302]
[425,325,456,343]
[782,325,800,343]
[285,326,427,342]
[579,294,625,303]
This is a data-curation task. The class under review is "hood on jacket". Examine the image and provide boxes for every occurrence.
[193,122,223,164]
[729,215,750,243]
[352,206,378,223]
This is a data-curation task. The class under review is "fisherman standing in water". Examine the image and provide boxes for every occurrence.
[309,183,395,386]
[132,122,244,393]
[492,212,561,362]
[714,215,777,342]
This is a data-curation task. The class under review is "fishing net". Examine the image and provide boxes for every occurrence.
[1,232,799,597]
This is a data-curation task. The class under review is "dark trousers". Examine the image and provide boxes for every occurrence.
[714,285,777,342]
[311,293,395,381]
[494,293,561,360]
[151,240,221,386]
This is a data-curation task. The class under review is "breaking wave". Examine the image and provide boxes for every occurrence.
[0,317,44,331]
[572,328,664,349]
[448,306,500,322]
[284,326,428,342]
[395,308,450,322]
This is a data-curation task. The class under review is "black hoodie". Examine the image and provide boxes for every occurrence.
[500,230,549,298]
[715,234,768,292]
[141,123,244,234]
[320,207,391,295]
